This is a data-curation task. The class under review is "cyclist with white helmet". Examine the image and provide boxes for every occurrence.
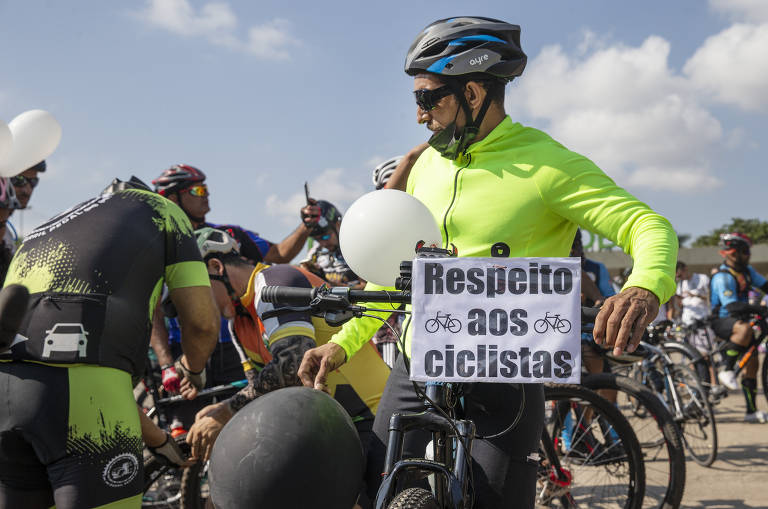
[300,16,677,508]
[710,232,768,422]
[372,144,430,191]
[185,228,388,507]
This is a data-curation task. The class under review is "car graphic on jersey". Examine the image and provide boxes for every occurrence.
[41,323,89,360]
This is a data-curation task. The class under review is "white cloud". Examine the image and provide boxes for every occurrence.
[508,35,724,192]
[136,0,298,60]
[684,23,768,111]
[265,168,367,226]
[709,0,768,23]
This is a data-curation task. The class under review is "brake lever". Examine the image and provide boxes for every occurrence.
[261,306,312,320]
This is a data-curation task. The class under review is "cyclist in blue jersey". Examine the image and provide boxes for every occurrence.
[710,232,768,423]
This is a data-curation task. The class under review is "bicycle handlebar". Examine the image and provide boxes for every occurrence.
[261,285,600,322]
[260,285,411,306]
[155,382,245,406]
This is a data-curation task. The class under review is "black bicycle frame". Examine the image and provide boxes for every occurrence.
[374,383,476,509]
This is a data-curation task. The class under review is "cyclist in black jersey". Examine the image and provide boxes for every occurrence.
[0,177,219,509]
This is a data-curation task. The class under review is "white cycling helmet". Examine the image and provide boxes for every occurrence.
[195,227,240,260]
[372,156,403,190]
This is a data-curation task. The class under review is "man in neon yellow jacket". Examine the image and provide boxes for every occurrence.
[300,17,677,509]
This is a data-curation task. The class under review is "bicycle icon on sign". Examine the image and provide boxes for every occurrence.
[533,312,572,334]
[424,311,462,334]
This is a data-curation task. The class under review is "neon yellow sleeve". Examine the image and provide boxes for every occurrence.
[330,281,402,361]
[534,157,678,303]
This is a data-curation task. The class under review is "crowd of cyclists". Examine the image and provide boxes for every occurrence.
[0,15,764,509]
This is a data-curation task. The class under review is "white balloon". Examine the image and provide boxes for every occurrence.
[339,190,442,286]
[0,109,62,177]
[0,122,11,168]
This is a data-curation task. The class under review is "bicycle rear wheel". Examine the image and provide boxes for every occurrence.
[539,384,645,509]
[583,373,686,509]
[668,364,718,467]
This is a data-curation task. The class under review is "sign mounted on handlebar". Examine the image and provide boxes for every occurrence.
[410,257,582,384]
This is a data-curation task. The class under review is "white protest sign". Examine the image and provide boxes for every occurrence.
[410,257,582,384]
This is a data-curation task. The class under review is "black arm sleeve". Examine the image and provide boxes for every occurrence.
[725,301,765,317]
[226,335,316,412]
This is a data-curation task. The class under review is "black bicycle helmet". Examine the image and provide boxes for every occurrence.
[405,16,526,80]
[101,176,153,195]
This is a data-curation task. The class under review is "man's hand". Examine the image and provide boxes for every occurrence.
[179,376,199,400]
[300,199,321,231]
[186,401,234,463]
[161,364,181,394]
[175,356,206,393]
[148,432,194,468]
[298,343,346,393]
[593,286,660,356]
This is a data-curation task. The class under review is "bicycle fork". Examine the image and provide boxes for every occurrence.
[375,410,475,509]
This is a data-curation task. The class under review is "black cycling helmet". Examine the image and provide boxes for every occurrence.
[310,200,342,237]
[405,16,526,80]
[152,164,206,196]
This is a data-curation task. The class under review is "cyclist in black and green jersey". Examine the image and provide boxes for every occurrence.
[0,177,219,509]
[300,17,677,508]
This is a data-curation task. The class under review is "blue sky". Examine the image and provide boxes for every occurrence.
[2,0,767,252]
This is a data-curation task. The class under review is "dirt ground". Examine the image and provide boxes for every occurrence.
[680,379,768,508]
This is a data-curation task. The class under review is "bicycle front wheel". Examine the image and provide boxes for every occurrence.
[387,487,438,509]
[540,384,645,509]
[668,364,718,467]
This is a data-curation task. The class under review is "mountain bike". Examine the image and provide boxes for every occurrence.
[261,254,646,509]
[140,365,245,508]
[631,341,718,467]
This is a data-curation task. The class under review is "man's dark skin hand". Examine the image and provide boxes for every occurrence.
[593,286,660,356]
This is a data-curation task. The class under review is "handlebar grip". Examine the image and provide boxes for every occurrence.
[581,306,600,322]
[260,286,316,305]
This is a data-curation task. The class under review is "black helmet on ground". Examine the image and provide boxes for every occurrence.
[208,387,363,509]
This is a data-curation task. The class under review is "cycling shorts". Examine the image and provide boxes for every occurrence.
[0,362,142,508]
[711,317,739,340]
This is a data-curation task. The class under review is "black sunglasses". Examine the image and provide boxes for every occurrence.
[11,175,39,188]
[414,85,454,111]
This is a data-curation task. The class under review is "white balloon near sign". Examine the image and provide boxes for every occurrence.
[0,110,62,177]
[339,190,442,286]
[0,122,11,167]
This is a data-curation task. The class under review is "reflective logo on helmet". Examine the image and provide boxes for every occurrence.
[102,453,139,488]
[469,54,490,66]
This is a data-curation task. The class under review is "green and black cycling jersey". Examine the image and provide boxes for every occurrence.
[2,188,209,376]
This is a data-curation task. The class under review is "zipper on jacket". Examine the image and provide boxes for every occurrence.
[442,153,471,249]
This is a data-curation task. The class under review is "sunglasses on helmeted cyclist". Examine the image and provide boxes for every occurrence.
[313,233,332,241]
[413,85,453,112]
[10,175,39,188]
[183,184,209,197]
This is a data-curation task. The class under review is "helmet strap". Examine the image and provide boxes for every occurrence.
[427,81,494,160]
[210,265,250,317]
